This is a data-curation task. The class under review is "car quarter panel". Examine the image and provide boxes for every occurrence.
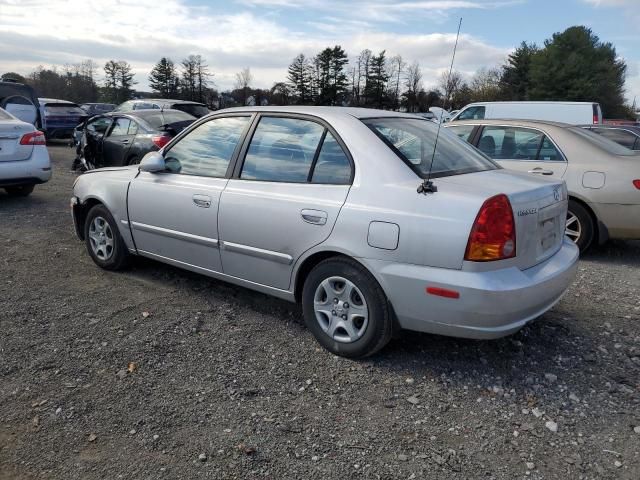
[72,167,138,250]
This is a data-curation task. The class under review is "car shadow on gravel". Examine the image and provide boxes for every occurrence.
[127,255,599,403]
[581,239,640,267]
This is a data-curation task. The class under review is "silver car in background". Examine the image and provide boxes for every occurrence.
[447,119,640,250]
[0,106,51,196]
[71,107,578,358]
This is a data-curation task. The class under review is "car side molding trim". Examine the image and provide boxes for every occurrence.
[222,241,294,265]
[130,221,219,248]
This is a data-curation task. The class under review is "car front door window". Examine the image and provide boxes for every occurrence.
[164,116,251,177]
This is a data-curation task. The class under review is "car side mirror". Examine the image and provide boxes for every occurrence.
[139,151,165,173]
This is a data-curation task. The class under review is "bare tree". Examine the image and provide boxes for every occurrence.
[387,55,405,111]
[235,68,253,105]
[438,70,464,109]
[403,62,422,112]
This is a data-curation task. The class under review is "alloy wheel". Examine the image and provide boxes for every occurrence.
[313,276,369,343]
[565,211,582,244]
[88,216,114,260]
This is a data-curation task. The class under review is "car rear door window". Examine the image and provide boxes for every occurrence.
[592,128,637,150]
[447,125,475,142]
[127,121,139,135]
[311,132,351,184]
[457,106,485,120]
[537,136,563,160]
[164,116,251,178]
[109,118,131,137]
[241,117,325,182]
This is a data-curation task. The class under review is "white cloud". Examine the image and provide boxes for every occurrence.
[0,0,509,92]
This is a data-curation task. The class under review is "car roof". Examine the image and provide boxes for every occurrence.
[217,106,426,121]
[105,108,191,118]
[578,124,640,132]
[39,98,78,105]
[461,101,598,106]
[449,118,574,129]
[129,99,205,105]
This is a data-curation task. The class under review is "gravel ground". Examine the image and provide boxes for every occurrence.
[1,144,639,480]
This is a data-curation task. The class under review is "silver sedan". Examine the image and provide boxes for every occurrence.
[71,107,579,358]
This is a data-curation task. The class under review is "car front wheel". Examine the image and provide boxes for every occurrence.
[84,204,130,270]
[302,257,393,358]
[566,200,594,251]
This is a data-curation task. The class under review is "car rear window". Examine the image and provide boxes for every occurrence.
[569,127,637,156]
[141,111,195,130]
[44,103,86,116]
[172,103,209,117]
[363,117,499,178]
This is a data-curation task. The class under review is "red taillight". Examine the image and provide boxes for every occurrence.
[593,114,598,124]
[20,131,46,145]
[465,194,516,262]
[633,180,640,190]
[152,134,171,149]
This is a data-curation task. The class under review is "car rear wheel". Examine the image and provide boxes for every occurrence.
[84,204,130,270]
[5,185,34,197]
[566,200,594,251]
[127,156,140,166]
[302,257,393,358]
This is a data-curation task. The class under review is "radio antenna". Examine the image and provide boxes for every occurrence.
[418,17,462,194]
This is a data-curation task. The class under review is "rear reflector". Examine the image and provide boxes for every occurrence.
[152,134,171,149]
[465,194,516,262]
[426,286,460,299]
[20,131,46,145]
[633,180,640,190]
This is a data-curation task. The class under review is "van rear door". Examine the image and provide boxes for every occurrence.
[593,103,603,124]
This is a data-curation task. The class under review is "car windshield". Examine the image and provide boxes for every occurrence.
[570,127,638,156]
[172,103,209,117]
[141,111,195,130]
[363,117,499,178]
[44,103,85,116]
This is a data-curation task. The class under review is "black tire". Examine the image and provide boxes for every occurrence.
[567,199,595,252]
[5,185,34,197]
[84,204,130,271]
[127,156,140,166]
[302,257,393,358]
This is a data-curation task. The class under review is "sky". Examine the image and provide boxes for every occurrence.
[0,0,638,104]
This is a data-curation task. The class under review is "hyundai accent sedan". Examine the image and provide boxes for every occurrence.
[70,107,579,358]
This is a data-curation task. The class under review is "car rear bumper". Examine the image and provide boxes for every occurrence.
[0,147,51,186]
[591,202,640,240]
[364,238,579,339]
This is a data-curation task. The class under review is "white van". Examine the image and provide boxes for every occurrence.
[450,101,603,125]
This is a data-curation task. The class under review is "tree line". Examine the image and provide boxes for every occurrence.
[0,26,633,118]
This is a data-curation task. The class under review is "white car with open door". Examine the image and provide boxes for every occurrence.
[0,107,51,197]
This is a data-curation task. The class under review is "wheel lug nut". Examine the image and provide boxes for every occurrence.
[333,298,339,304]
[331,310,336,316]
[343,302,349,309]
[342,314,347,320]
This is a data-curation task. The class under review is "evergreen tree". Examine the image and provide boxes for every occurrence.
[363,50,388,108]
[529,26,627,117]
[500,42,538,100]
[149,57,179,98]
[287,54,313,104]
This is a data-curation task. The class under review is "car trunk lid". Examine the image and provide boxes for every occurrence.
[440,169,567,270]
[0,120,34,162]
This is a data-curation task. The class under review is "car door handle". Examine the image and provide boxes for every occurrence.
[528,168,554,175]
[301,209,328,225]
[193,194,212,208]
[121,139,130,144]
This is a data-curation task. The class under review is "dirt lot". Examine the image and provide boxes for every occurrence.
[1,144,639,479]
